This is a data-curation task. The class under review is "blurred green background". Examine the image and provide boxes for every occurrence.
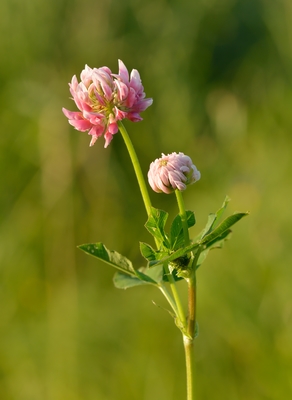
[1,0,292,399]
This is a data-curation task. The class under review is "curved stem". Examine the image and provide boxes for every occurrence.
[165,264,187,332]
[158,283,179,316]
[118,121,152,216]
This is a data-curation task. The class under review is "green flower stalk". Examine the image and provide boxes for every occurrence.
[117,121,152,216]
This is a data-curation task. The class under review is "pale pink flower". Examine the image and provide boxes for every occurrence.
[62,60,153,147]
[148,152,201,194]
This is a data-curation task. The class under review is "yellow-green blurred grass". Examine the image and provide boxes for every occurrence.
[1,0,292,399]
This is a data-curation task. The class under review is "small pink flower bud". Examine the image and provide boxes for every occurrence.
[62,60,152,148]
[148,152,200,194]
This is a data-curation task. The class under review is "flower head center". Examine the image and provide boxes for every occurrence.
[160,159,168,167]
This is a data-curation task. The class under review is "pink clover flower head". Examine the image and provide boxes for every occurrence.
[148,152,201,194]
[62,60,153,148]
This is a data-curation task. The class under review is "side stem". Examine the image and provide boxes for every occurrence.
[166,264,187,332]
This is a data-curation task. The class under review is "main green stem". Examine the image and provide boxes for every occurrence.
[184,277,197,400]
[184,333,195,400]
[184,275,196,400]
[118,121,152,217]
[175,189,196,400]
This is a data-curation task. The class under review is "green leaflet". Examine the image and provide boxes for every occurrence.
[170,211,196,250]
[200,212,248,245]
[113,273,148,289]
[145,207,169,247]
[78,242,136,276]
[195,196,230,240]
[113,265,164,290]
[140,242,158,262]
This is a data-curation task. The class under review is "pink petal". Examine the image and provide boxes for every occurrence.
[83,111,105,125]
[89,135,99,147]
[115,80,129,102]
[114,107,127,120]
[89,124,105,138]
[117,59,129,82]
[131,98,153,113]
[92,70,113,101]
[63,108,92,131]
[69,75,79,92]
[62,107,78,119]
[126,112,143,122]
[125,87,136,108]
[129,69,142,92]
[99,66,112,76]
[69,119,92,131]
[107,114,119,135]
[104,131,114,148]
[80,65,93,87]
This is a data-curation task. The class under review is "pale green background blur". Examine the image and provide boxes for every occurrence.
[0,0,291,399]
